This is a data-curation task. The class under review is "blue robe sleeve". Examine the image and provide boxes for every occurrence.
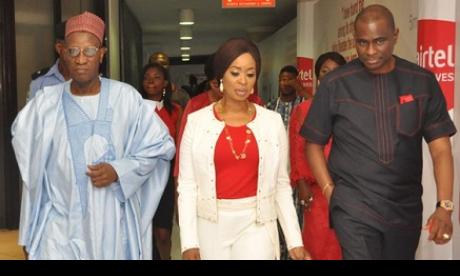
[108,99,175,259]
[11,90,61,249]
[109,100,175,202]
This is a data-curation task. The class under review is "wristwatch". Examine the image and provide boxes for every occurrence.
[436,200,454,211]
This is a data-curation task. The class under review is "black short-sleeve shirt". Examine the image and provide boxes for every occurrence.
[300,56,456,223]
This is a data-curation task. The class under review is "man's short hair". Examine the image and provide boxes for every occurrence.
[279,65,298,77]
[354,4,396,31]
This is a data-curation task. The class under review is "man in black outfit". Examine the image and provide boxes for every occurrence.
[301,4,456,259]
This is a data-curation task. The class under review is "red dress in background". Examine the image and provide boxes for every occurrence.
[155,103,181,142]
[289,99,342,260]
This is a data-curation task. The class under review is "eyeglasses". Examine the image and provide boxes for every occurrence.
[65,46,100,57]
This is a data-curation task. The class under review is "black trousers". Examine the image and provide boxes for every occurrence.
[330,190,421,260]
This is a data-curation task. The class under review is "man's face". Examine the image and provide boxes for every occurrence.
[354,19,398,74]
[64,32,105,86]
[278,72,297,96]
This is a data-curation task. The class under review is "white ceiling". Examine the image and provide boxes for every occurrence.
[124,0,297,59]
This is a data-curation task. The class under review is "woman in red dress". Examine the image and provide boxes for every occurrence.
[289,52,346,260]
[140,62,182,259]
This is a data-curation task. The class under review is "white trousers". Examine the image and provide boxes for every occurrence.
[197,196,279,260]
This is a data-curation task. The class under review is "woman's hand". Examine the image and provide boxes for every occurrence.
[288,246,312,260]
[182,248,201,260]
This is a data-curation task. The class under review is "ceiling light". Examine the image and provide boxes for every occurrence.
[180,41,191,51]
[181,53,190,58]
[180,26,192,40]
[182,58,190,62]
[179,9,194,25]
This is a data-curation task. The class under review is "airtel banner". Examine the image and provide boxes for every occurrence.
[297,57,314,97]
[417,20,455,111]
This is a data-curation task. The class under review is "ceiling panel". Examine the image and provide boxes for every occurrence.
[125,0,297,60]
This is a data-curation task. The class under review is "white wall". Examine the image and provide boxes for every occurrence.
[107,0,120,80]
[258,18,297,102]
[15,0,55,109]
[169,64,205,89]
[313,0,418,62]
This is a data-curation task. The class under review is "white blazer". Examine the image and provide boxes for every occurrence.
[178,103,303,253]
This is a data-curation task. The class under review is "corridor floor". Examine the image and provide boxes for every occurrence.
[0,229,23,260]
[0,219,181,260]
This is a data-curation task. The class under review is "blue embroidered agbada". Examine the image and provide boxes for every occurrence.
[12,78,175,260]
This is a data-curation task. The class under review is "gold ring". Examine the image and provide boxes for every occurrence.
[442,233,450,240]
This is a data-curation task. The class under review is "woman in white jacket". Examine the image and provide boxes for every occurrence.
[178,37,310,260]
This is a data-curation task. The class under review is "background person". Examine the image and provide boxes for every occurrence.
[140,62,183,260]
[266,65,304,128]
[149,51,190,108]
[27,21,70,101]
[289,51,346,260]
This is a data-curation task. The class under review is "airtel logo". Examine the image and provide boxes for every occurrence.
[298,69,313,81]
[417,44,454,68]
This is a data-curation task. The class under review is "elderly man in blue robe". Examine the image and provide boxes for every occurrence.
[11,11,175,260]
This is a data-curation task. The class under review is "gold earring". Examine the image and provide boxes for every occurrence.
[219,79,224,92]
[162,88,166,99]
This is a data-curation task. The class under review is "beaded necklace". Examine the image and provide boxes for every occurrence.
[223,127,252,160]
[218,101,254,161]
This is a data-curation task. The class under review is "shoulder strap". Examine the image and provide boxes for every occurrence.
[31,67,51,80]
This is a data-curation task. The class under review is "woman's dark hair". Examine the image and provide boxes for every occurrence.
[213,37,261,82]
[140,62,174,114]
[314,52,347,78]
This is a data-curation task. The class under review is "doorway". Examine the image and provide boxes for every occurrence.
[0,0,20,229]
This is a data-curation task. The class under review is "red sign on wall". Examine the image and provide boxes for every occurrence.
[297,57,314,97]
[417,19,455,111]
[222,0,276,9]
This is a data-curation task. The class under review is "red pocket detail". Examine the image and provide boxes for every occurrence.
[399,94,414,104]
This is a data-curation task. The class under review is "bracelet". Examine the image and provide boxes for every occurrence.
[299,195,314,206]
[321,182,334,195]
